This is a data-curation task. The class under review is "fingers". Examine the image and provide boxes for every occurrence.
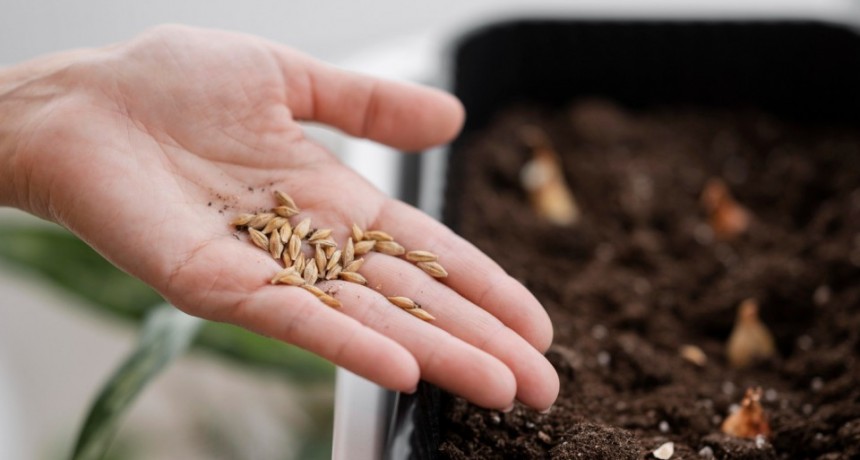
[270,45,465,151]
[373,200,555,353]
[321,279,519,410]
[228,285,422,393]
[352,252,559,410]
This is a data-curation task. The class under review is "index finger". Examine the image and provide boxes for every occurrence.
[372,199,555,353]
[271,45,465,151]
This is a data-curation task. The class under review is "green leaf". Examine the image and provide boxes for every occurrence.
[71,305,203,460]
[0,224,334,382]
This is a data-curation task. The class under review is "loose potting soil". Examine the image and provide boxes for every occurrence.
[437,101,860,459]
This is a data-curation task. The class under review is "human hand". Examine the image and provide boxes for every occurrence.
[0,25,558,411]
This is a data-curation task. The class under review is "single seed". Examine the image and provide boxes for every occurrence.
[282,252,293,268]
[248,212,275,230]
[315,245,327,273]
[272,272,304,286]
[407,308,435,322]
[314,237,337,248]
[652,442,674,460]
[351,223,364,242]
[230,213,255,227]
[270,267,300,284]
[269,229,284,258]
[288,234,302,260]
[324,244,336,258]
[293,218,312,239]
[294,253,306,274]
[375,240,406,256]
[721,387,772,439]
[344,258,364,273]
[387,296,417,310]
[262,217,288,235]
[406,250,438,263]
[339,271,367,285]
[308,228,333,243]
[727,298,776,369]
[248,228,269,250]
[301,284,326,297]
[303,261,319,285]
[274,190,300,212]
[326,250,342,271]
[343,238,355,266]
[325,264,342,280]
[273,205,299,218]
[279,221,292,243]
[318,294,342,309]
[354,240,375,255]
[417,261,448,278]
[363,230,394,241]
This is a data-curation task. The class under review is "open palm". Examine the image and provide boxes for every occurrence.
[9,25,558,411]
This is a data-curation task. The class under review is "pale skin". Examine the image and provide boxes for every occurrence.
[0,25,559,411]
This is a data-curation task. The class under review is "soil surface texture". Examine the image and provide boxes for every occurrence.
[438,101,860,459]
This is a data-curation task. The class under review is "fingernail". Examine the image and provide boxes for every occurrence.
[403,386,418,395]
[502,403,515,413]
[539,406,553,415]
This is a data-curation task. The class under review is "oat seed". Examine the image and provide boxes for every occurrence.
[288,234,302,260]
[274,190,300,212]
[327,250,342,271]
[319,294,342,309]
[325,264,342,280]
[387,296,417,310]
[315,245,327,273]
[343,238,355,266]
[351,223,364,242]
[354,240,375,255]
[230,213,255,227]
[301,284,326,297]
[344,258,364,273]
[308,228,333,243]
[268,229,284,258]
[303,260,319,285]
[248,212,275,230]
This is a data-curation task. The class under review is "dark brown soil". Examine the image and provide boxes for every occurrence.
[438,101,860,459]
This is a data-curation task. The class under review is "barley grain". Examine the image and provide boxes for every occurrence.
[249,228,269,250]
[294,253,306,274]
[301,284,326,297]
[406,250,438,263]
[354,240,375,255]
[324,245,336,258]
[230,213,255,227]
[375,240,405,256]
[248,212,275,230]
[293,218,312,239]
[270,267,299,284]
[314,245,327,273]
[325,264,342,280]
[418,261,448,278]
[319,294,342,309]
[279,222,292,243]
[344,258,364,273]
[303,261,319,285]
[363,230,394,241]
[308,228,333,243]
[339,271,367,285]
[274,190,300,212]
[326,250,342,271]
[288,234,302,260]
[273,205,299,218]
[408,308,435,322]
[269,229,284,258]
[351,223,364,242]
[343,238,355,266]
[387,296,417,310]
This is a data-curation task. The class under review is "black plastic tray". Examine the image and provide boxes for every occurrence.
[386,19,860,460]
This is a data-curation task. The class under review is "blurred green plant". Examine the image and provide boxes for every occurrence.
[0,223,335,459]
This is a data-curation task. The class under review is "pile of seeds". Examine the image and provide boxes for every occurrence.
[230,191,445,321]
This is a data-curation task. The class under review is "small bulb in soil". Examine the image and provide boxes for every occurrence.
[679,344,708,367]
[700,178,751,240]
[721,387,772,440]
[726,298,776,369]
[518,125,580,226]
[652,441,674,459]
